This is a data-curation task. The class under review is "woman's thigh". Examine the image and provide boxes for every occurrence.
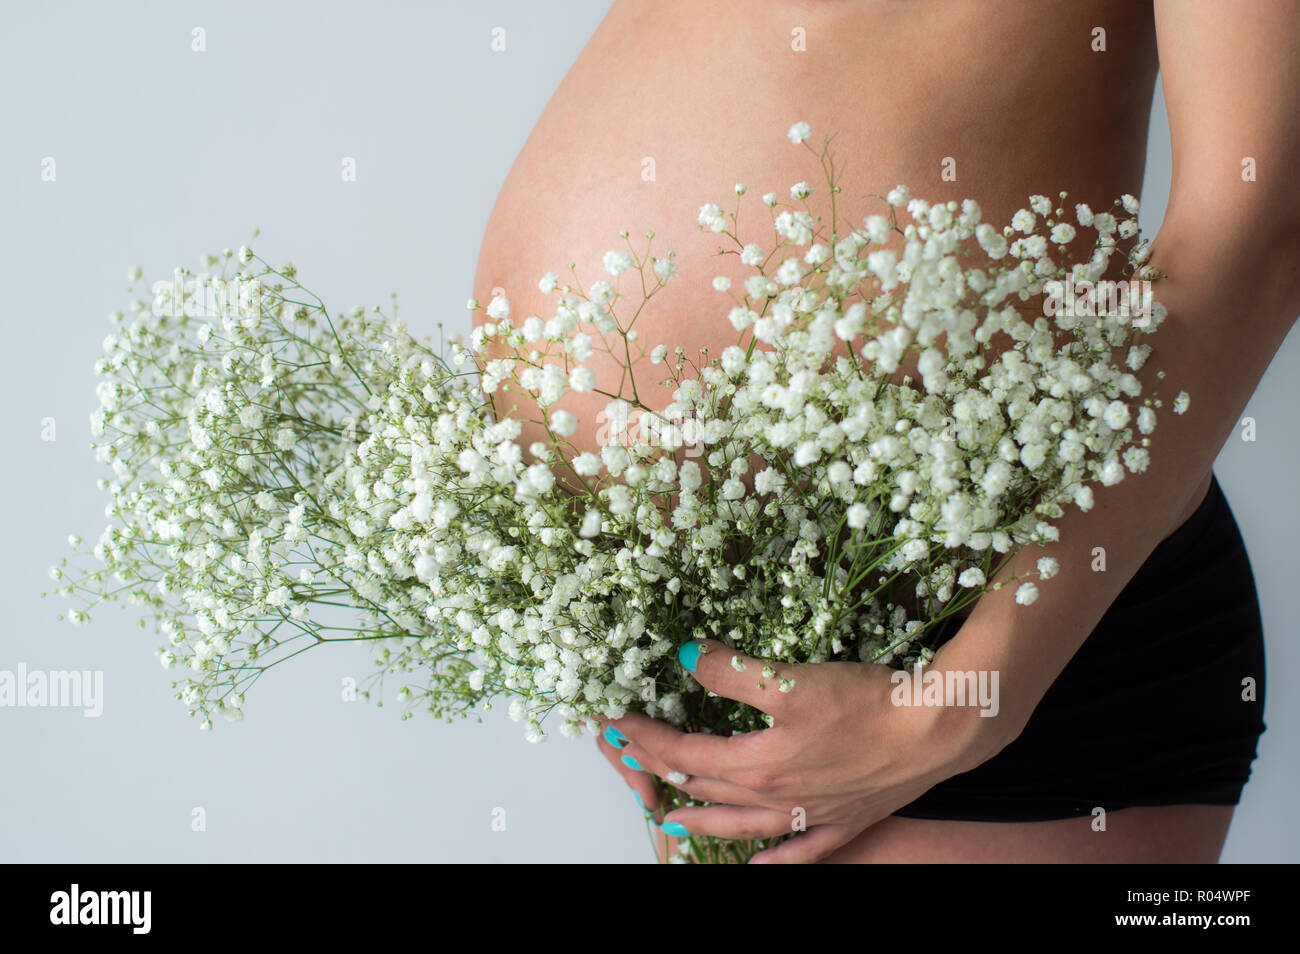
[822,805,1234,863]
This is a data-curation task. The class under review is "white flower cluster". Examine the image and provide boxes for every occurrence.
[55,124,1177,747]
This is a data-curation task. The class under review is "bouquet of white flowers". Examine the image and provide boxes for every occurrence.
[51,123,1184,863]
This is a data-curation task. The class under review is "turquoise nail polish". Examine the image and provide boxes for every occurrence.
[633,791,651,815]
[661,820,690,837]
[678,640,701,673]
[621,754,643,771]
[604,725,628,748]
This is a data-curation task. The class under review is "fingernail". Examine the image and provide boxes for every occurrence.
[603,726,628,748]
[621,754,644,771]
[661,820,690,837]
[633,791,651,815]
[677,640,702,673]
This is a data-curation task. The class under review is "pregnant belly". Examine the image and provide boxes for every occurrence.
[471,0,1159,463]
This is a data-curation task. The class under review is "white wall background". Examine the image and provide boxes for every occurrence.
[1,0,1294,862]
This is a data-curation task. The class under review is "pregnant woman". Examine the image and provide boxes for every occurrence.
[472,0,1300,862]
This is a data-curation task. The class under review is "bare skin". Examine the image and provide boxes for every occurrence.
[475,0,1162,456]
[474,0,1300,862]
[822,806,1234,863]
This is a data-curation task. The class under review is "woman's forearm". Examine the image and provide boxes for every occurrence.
[935,208,1300,756]
[938,0,1300,756]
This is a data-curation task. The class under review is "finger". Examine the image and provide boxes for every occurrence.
[596,729,661,816]
[598,720,635,753]
[665,773,766,807]
[616,740,764,806]
[608,710,767,780]
[612,739,681,785]
[660,804,794,841]
[749,823,855,864]
[678,638,796,718]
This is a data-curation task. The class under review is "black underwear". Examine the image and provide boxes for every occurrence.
[894,472,1267,822]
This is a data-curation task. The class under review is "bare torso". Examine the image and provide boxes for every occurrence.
[472,0,1222,860]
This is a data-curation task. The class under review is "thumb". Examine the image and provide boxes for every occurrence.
[676,639,796,718]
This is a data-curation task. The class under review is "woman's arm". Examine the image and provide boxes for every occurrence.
[602,0,1300,863]
[941,0,1300,737]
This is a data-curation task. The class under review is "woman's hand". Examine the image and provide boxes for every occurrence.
[598,638,1021,863]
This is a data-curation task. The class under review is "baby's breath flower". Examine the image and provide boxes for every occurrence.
[1123,446,1150,473]
[886,185,910,207]
[1015,582,1039,606]
[698,203,727,233]
[603,250,633,276]
[1050,223,1076,244]
[551,410,577,437]
[1093,212,1117,235]
[1103,400,1130,430]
